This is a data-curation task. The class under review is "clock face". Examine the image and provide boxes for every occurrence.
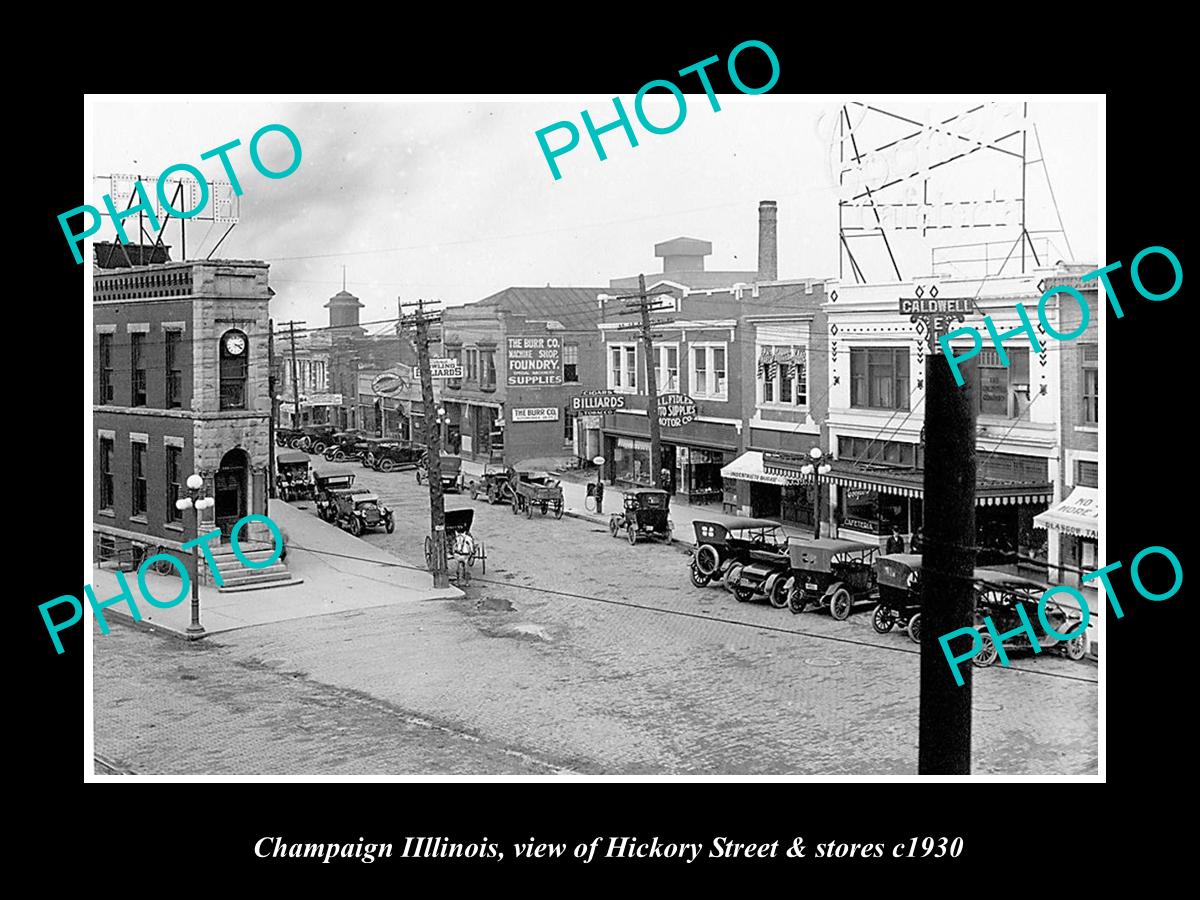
[224,333,246,356]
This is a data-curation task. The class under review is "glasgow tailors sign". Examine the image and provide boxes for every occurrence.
[507,336,562,386]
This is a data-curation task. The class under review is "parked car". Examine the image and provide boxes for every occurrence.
[415,454,464,492]
[371,441,424,472]
[872,553,925,642]
[323,430,370,462]
[688,517,789,591]
[276,427,303,448]
[971,570,1088,666]
[785,539,879,620]
[296,424,339,454]
[330,489,395,536]
[468,464,518,505]
[275,450,314,502]
[313,471,358,521]
[609,489,673,545]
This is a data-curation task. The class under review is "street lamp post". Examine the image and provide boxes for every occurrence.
[175,473,214,637]
[799,446,833,540]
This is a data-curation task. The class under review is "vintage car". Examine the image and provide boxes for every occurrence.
[785,539,880,620]
[275,450,314,502]
[372,441,424,472]
[512,472,564,519]
[689,517,789,592]
[608,489,673,545]
[323,430,370,462]
[872,553,925,642]
[468,463,518,505]
[415,454,464,492]
[330,489,395,536]
[276,427,303,448]
[971,570,1088,666]
[295,424,339,454]
[425,508,487,584]
[313,471,359,521]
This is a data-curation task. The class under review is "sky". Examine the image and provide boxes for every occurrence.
[89,97,1099,333]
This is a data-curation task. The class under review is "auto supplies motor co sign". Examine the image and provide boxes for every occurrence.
[507,336,562,386]
[657,392,697,428]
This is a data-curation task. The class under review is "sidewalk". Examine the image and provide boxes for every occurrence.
[95,498,461,639]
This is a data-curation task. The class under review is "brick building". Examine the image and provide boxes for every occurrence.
[94,258,279,567]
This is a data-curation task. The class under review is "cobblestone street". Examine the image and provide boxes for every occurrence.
[94,459,1098,775]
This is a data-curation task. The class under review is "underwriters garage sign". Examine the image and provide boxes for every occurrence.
[657,392,697,428]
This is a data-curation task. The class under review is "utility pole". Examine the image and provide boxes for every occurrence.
[403,298,449,589]
[279,320,305,429]
[615,274,673,488]
[918,344,979,774]
[268,319,277,499]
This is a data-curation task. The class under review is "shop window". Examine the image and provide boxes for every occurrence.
[219,329,248,410]
[655,343,679,393]
[166,445,182,522]
[98,334,114,405]
[975,347,1030,419]
[481,350,497,389]
[691,343,727,400]
[758,345,807,407]
[1081,342,1098,424]
[131,441,147,517]
[165,329,182,409]
[608,343,637,393]
[563,343,579,383]
[99,438,114,511]
[1076,459,1098,488]
[850,347,909,411]
[130,333,147,407]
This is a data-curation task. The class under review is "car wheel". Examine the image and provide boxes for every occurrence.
[872,604,896,634]
[627,524,638,546]
[695,544,720,576]
[332,449,346,462]
[722,562,744,593]
[689,562,711,588]
[973,631,999,668]
[1064,634,1087,661]
[829,587,853,621]
[311,441,327,455]
[349,517,363,537]
[385,517,395,534]
[906,612,922,644]
[767,576,790,609]
[324,450,336,462]
[734,585,754,603]
[787,586,807,615]
[380,458,395,473]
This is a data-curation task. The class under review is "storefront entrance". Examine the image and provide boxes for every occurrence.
[215,448,249,537]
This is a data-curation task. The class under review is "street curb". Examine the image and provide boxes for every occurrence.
[561,508,694,557]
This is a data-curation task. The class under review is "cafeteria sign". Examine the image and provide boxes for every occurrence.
[507,335,562,386]
[430,358,464,379]
[657,392,697,428]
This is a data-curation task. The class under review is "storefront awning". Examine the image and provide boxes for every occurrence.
[721,451,794,487]
[1033,486,1099,538]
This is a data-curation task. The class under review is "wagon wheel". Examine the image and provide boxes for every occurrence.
[689,561,711,587]
[349,517,364,537]
[424,536,433,569]
[1064,634,1088,661]
[379,458,396,473]
[829,587,853,621]
[906,612,922,644]
[478,540,486,575]
[722,562,744,594]
[554,501,563,520]
[787,585,807,615]
[151,552,177,576]
[627,524,638,546]
[539,502,547,517]
[385,517,395,534]
[871,603,896,634]
[609,517,620,538]
[973,631,999,668]
[525,499,534,519]
[767,576,790,609]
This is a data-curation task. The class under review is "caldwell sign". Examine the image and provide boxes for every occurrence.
[657,392,697,428]
[570,390,626,413]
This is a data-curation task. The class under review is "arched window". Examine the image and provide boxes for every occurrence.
[219,329,249,410]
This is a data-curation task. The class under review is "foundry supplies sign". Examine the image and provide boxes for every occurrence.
[507,336,562,386]
[658,393,697,428]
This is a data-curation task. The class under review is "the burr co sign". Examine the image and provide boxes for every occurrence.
[657,392,697,428]
[511,407,559,423]
[507,336,562,386]
[570,390,627,412]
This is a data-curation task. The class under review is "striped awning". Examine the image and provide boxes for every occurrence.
[1034,486,1099,538]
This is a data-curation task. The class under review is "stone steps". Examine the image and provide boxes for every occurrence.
[200,542,301,593]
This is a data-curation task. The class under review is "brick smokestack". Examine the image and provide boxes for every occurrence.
[758,200,778,282]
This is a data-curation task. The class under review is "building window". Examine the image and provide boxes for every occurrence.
[1076,459,1099,488]
[131,333,147,407]
[839,435,916,467]
[165,329,182,409]
[131,442,147,517]
[758,345,807,407]
[481,349,497,388]
[563,343,579,383]
[166,445,182,521]
[655,344,680,393]
[99,437,114,511]
[563,408,576,448]
[690,343,727,400]
[463,348,479,383]
[1081,342,1098,424]
[608,343,637,392]
[98,334,114,405]
[219,329,248,410]
[976,347,1030,419]
[850,347,909,410]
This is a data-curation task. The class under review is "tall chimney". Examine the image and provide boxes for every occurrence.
[758,200,778,282]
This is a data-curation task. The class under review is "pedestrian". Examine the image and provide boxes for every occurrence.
[886,526,906,555]
[660,466,673,497]
[911,527,924,553]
